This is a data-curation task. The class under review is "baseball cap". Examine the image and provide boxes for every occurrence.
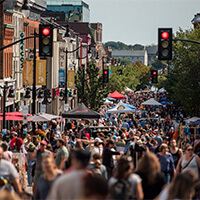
[40,140,47,145]
[94,137,103,143]
[69,129,73,132]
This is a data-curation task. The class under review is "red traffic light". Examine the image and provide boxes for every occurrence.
[161,32,169,39]
[153,71,157,75]
[42,28,50,36]
[104,71,108,75]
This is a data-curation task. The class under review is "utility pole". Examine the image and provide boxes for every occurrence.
[65,49,68,104]
[32,29,37,134]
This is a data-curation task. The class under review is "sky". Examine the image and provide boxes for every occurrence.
[85,0,200,46]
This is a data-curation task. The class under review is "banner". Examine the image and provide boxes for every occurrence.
[67,70,75,89]
[36,60,46,85]
[23,60,33,86]
[59,69,65,88]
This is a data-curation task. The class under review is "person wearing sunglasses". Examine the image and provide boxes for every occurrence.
[176,144,200,177]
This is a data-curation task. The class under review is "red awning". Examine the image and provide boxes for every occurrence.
[0,116,32,121]
[108,91,126,99]
[0,111,32,117]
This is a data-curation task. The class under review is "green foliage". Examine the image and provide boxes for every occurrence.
[75,61,108,111]
[104,41,144,50]
[151,59,167,70]
[108,61,150,92]
[162,26,200,116]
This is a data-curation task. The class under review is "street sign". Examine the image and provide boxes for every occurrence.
[64,104,70,111]
[22,105,28,116]
[41,104,46,113]
[20,32,25,71]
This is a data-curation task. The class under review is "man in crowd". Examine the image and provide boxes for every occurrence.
[0,146,22,194]
[55,138,69,170]
[33,140,51,194]
[47,149,91,200]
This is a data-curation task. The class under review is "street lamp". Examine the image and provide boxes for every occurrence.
[0,82,15,129]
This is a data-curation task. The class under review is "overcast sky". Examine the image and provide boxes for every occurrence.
[85,0,199,46]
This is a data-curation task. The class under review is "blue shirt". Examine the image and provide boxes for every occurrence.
[157,153,175,173]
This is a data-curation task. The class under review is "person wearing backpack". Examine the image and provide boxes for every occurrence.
[88,153,107,179]
[108,156,143,200]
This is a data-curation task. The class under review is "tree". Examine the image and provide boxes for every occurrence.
[104,41,144,50]
[162,26,200,116]
[75,61,108,111]
[108,61,150,92]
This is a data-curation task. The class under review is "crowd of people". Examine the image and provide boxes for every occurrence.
[0,91,199,200]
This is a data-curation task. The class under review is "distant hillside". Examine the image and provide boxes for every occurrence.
[104,41,144,50]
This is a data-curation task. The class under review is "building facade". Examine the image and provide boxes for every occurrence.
[111,48,148,66]
[46,0,90,22]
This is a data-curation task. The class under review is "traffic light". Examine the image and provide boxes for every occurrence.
[103,69,109,83]
[117,69,122,76]
[151,70,158,83]
[39,24,53,57]
[158,28,172,60]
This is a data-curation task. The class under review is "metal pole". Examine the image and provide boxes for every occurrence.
[32,29,36,134]
[82,64,85,103]
[3,82,7,129]
[65,50,68,104]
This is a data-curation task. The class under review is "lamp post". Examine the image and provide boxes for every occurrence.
[0,82,15,130]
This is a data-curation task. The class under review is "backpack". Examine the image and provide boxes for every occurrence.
[110,179,134,200]
[91,168,102,176]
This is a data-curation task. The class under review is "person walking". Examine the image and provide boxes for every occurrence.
[33,140,51,195]
[169,139,183,168]
[26,143,36,186]
[35,154,62,200]
[102,140,123,179]
[136,152,166,200]
[176,144,200,177]
[157,144,176,183]
[47,149,91,200]
[109,155,143,200]
[55,138,69,170]
[0,146,22,194]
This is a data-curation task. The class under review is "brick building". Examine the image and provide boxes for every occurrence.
[3,11,14,78]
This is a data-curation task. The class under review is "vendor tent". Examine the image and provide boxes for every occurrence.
[185,117,200,124]
[28,113,60,122]
[108,102,137,113]
[0,111,32,117]
[104,99,113,105]
[108,91,126,99]
[62,103,101,119]
[142,98,162,106]
[125,87,134,93]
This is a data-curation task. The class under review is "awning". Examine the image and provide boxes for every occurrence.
[0,116,32,121]
[108,91,126,99]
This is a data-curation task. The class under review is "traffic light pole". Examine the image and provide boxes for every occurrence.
[65,49,68,104]
[82,64,85,104]
[32,29,37,134]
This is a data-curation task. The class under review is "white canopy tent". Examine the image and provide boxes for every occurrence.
[104,99,113,105]
[141,98,162,106]
[125,87,134,93]
[108,102,137,114]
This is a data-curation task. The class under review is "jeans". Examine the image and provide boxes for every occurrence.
[165,172,171,184]
[27,160,35,186]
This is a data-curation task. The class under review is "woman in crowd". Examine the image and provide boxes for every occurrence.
[35,154,62,200]
[108,155,143,200]
[176,144,200,176]
[26,143,36,186]
[156,143,175,183]
[136,152,166,200]
[88,153,107,179]
[158,170,198,200]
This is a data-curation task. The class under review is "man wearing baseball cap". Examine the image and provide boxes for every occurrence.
[33,140,51,195]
